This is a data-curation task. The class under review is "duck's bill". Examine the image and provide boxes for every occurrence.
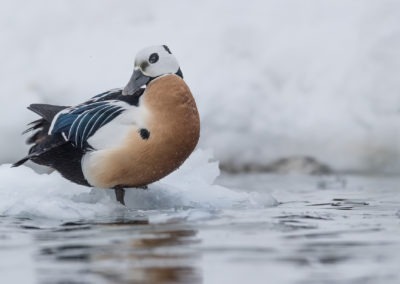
[123,69,151,95]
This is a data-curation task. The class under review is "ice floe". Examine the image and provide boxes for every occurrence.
[0,150,277,221]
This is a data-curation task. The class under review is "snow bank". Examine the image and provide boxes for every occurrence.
[0,149,276,220]
[1,0,400,173]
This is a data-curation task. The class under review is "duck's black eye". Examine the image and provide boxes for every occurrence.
[149,53,159,64]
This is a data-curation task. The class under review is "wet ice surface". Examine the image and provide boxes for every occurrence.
[0,174,399,284]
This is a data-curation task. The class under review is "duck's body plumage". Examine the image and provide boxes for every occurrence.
[82,75,200,188]
[14,45,200,204]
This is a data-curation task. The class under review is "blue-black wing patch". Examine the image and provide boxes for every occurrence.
[88,88,144,106]
[50,101,126,149]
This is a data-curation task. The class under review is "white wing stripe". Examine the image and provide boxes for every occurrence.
[98,107,125,129]
[80,104,120,148]
[85,105,121,144]
[67,108,93,141]
[73,111,93,145]
[79,104,109,148]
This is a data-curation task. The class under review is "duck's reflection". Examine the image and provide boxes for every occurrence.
[94,227,201,283]
[37,222,201,284]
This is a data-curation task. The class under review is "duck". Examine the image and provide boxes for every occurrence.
[13,45,200,205]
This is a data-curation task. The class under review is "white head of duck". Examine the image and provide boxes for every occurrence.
[123,45,183,96]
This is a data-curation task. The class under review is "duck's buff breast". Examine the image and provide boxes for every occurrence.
[81,74,200,188]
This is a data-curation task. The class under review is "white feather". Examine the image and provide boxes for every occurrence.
[86,103,149,150]
[48,108,70,136]
[85,104,119,141]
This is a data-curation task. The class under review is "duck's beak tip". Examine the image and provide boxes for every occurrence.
[123,69,151,95]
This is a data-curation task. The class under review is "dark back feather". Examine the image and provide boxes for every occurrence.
[28,104,69,122]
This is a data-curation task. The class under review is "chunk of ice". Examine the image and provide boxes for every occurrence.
[0,149,277,221]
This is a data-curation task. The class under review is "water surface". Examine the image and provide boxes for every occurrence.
[1,174,399,284]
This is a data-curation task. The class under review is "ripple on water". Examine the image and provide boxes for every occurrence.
[1,174,400,284]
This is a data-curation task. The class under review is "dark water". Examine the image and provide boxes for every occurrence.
[1,174,400,284]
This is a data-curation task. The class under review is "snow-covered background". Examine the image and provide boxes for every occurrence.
[1,0,399,174]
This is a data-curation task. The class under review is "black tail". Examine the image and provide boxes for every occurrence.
[12,103,69,167]
[12,156,31,167]
[13,103,90,187]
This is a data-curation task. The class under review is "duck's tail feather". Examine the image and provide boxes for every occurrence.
[13,104,70,167]
[23,104,69,145]
[13,103,90,186]
[12,156,31,167]
[12,136,66,167]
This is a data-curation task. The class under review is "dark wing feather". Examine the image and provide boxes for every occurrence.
[13,104,69,167]
[23,119,45,135]
[89,88,144,106]
[28,104,69,122]
[13,87,144,168]
[50,101,126,149]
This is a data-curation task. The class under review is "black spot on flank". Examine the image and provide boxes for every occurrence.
[163,45,172,54]
[149,53,159,64]
[139,128,150,140]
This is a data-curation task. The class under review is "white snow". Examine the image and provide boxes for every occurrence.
[0,149,276,220]
[0,1,399,174]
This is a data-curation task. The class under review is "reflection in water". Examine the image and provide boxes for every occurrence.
[35,219,201,284]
